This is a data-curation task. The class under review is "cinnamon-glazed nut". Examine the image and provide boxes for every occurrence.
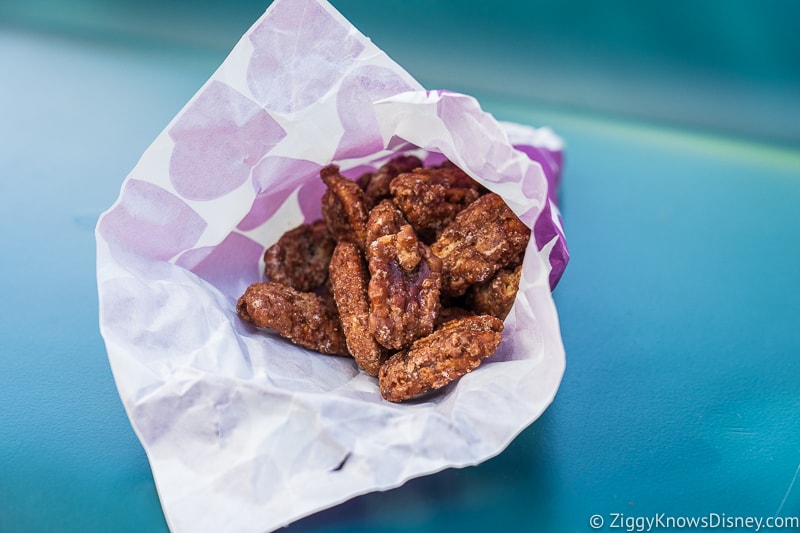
[394,224,421,271]
[360,154,423,205]
[365,199,408,259]
[368,225,442,350]
[431,193,530,297]
[378,315,504,402]
[263,220,336,292]
[434,159,489,194]
[465,264,522,320]
[329,241,389,376]
[434,306,475,329]
[320,164,370,249]
[389,164,483,242]
[237,282,349,356]
[356,170,374,190]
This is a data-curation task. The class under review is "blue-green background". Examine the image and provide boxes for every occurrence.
[2,1,799,532]
[3,0,800,146]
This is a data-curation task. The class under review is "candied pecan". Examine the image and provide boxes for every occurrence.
[434,160,490,194]
[368,224,442,350]
[434,306,475,328]
[378,315,504,402]
[389,164,483,242]
[263,220,335,292]
[356,170,374,190]
[505,250,526,270]
[360,154,423,204]
[465,264,522,320]
[365,199,408,258]
[394,224,421,271]
[320,164,370,249]
[329,241,389,376]
[237,282,349,356]
[431,193,530,297]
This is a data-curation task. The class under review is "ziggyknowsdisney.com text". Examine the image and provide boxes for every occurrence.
[589,512,800,531]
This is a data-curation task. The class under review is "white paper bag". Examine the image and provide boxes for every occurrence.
[96,1,568,531]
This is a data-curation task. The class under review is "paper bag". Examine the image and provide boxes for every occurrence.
[96,0,569,531]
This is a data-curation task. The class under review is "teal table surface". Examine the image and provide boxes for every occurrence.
[2,19,800,533]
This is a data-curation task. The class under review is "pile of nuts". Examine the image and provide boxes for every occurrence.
[237,155,530,402]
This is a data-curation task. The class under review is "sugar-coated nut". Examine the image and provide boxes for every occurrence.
[238,156,527,402]
[465,264,522,320]
[378,315,504,402]
[321,164,370,250]
[365,199,408,262]
[237,282,349,356]
[431,193,530,297]
[329,241,389,376]
[263,220,335,292]
[389,164,484,243]
[434,306,475,329]
[368,225,442,351]
[359,154,423,205]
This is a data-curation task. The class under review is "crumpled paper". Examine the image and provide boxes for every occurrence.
[95,0,569,531]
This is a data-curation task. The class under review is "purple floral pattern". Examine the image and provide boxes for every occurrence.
[333,65,416,159]
[98,179,206,262]
[247,0,364,113]
[176,232,264,299]
[238,157,322,231]
[169,81,285,201]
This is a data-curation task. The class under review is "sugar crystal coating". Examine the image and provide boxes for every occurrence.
[378,315,504,402]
